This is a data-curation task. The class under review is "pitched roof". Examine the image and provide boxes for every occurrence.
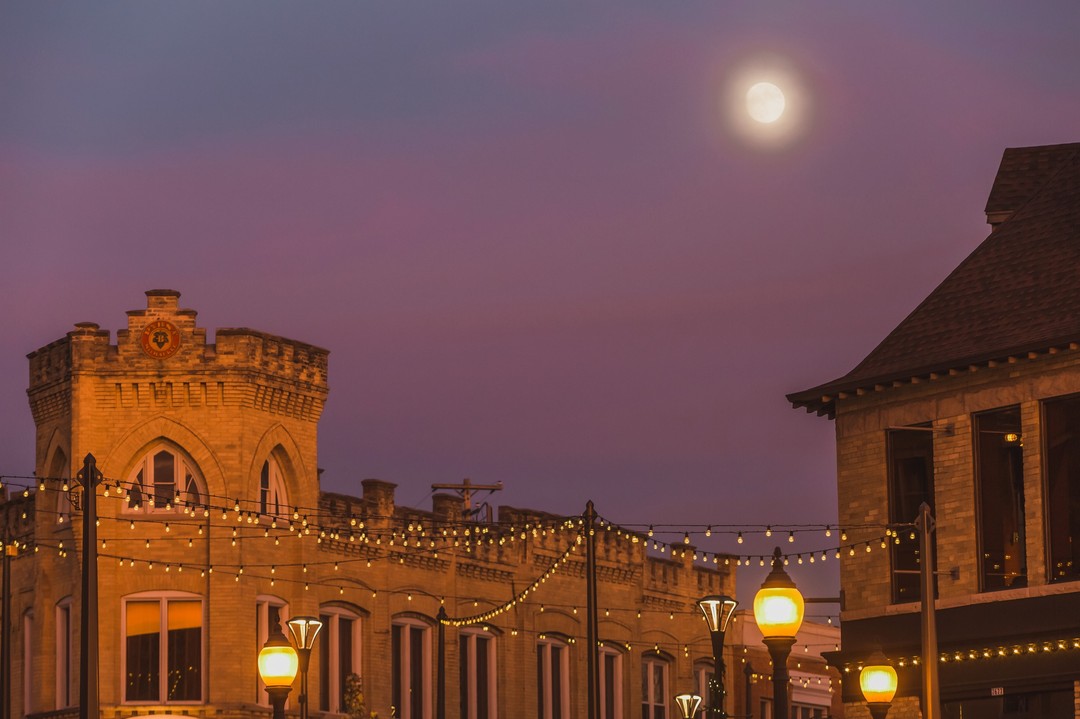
[790,142,1080,417]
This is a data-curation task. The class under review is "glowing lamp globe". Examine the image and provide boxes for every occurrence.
[860,652,898,705]
[753,550,804,640]
[258,631,299,689]
[675,693,703,719]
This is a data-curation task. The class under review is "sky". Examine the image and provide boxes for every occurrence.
[3,1,1080,606]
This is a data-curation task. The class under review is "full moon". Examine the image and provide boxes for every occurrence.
[746,81,785,123]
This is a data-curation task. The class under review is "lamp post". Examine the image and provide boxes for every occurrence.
[675,693,704,719]
[258,628,299,719]
[286,616,323,719]
[697,595,738,719]
[753,548,804,719]
[859,650,898,719]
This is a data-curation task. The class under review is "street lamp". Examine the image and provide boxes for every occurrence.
[258,627,299,719]
[675,693,704,719]
[697,595,738,718]
[859,650,898,719]
[753,548,804,719]
[286,616,323,719]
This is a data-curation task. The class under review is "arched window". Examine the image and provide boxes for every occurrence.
[642,654,670,719]
[319,605,364,713]
[537,636,570,719]
[48,448,71,526]
[125,444,207,513]
[122,591,204,703]
[260,458,289,519]
[55,598,73,709]
[599,645,623,719]
[459,627,498,719]
[392,616,432,719]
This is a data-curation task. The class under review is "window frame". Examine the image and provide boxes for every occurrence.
[973,406,1027,592]
[536,636,571,719]
[392,616,432,719]
[122,443,207,515]
[599,645,624,719]
[459,627,498,719]
[318,605,364,714]
[1041,393,1080,583]
[641,654,670,719]
[260,457,290,520]
[886,425,937,603]
[120,591,205,705]
[55,597,73,709]
[694,660,714,717]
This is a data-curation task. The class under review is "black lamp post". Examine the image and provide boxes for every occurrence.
[258,627,299,719]
[753,548,804,719]
[697,595,738,719]
[286,616,323,719]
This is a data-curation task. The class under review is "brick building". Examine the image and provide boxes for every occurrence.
[1,289,739,719]
[789,143,1080,719]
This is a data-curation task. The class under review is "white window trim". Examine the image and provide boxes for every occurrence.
[320,606,363,714]
[695,662,714,716]
[120,591,205,705]
[460,628,498,719]
[55,598,72,709]
[123,444,207,515]
[393,617,432,719]
[260,458,290,520]
[537,637,570,719]
[257,596,290,705]
[599,646,623,719]
[642,655,670,719]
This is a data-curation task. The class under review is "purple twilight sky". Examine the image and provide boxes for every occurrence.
[3,1,1080,605]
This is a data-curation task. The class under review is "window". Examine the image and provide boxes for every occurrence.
[24,609,33,718]
[537,637,570,719]
[125,445,206,513]
[641,654,669,719]
[260,458,289,519]
[887,426,937,602]
[392,618,431,719]
[123,593,203,703]
[459,629,497,719]
[257,597,289,704]
[975,407,1027,591]
[55,598,72,709]
[600,646,623,719]
[319,606,363,713]
[694,662,714,717]
[1043,395,1080,582]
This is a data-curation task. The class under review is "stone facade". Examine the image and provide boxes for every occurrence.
[3,290,736,719]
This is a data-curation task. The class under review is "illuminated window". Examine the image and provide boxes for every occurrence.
[319,606,363,713]
[55,598,73,709]
[1043,394,1080,582]
[641,655,669,719]
[599,646,623,719]
[125,445,206,513]
[256,597,289,704]
[123,593,203,703]
[459,628,497,719]
[392,618,431,719]
[975,406,1027,591]
[537,637,570,719]
[260,458,289,519]
[887,426,937,602]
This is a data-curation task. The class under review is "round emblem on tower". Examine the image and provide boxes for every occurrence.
[140,320,182,359]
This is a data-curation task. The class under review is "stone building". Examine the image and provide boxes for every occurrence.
[1,289,735,719]
[789,143,1080,719]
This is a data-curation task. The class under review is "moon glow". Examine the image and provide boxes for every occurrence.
[746,82,785,123]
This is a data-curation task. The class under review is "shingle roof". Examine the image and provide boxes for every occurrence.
[790,143,1080,417]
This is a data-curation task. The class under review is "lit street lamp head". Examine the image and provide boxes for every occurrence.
[258,627,298,719]
[287,615,323,651]
[698,595,738,634]
[675,693,704,719]
[753,548,804,640]
[860,649,898,719]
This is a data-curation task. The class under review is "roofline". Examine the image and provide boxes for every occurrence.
[788,335,1080,418]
